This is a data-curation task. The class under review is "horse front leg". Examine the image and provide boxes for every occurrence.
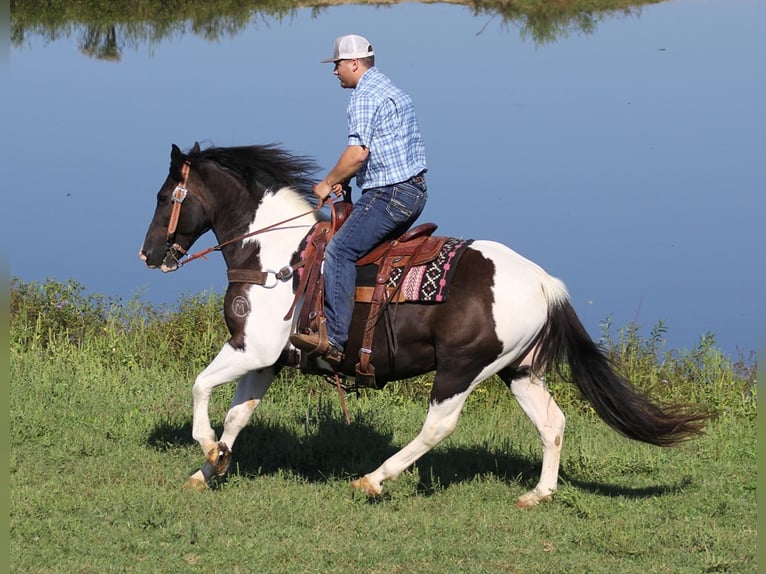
[185,345,265,490]
[353,388,471,497]
[509,373,566,508]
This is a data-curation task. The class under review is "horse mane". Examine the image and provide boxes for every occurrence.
[188,144,319,201]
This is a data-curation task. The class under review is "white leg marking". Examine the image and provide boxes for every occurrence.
[219,368,274,449]
[191,344,260,457]
[511,374,565,507]
[359,391,471,495]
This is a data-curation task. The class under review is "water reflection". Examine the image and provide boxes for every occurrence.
[80,25,120,61]
[7,0,764,356]
[11,0,654,59]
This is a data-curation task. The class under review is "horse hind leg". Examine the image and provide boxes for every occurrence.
[352,382,472,497]
[501,366,566,508]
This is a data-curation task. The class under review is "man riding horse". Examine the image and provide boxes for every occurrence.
[289,34,429,366]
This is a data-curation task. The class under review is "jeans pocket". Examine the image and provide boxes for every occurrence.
[387,184,424,223]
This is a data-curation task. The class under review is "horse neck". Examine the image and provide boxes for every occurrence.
[197,163,260,243]
[241,188,317,267]
[210,183,316,271]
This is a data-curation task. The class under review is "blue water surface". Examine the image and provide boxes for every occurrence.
[5,0,765,356]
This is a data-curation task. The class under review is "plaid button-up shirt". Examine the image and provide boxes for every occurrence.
[347,67,427,190]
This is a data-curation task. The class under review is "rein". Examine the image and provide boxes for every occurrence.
[164,158,321,270]
[179,207,318,268]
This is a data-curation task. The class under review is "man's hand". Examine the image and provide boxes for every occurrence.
[313,145,367,205]
[313,180,345,206]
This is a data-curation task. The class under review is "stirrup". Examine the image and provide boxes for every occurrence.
[290,331,324,353]
[323,345,345,367]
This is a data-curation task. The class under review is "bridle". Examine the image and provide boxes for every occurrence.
[164,160,192,266]
[162,158,320,281]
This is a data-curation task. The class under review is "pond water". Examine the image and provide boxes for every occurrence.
[5,0,764,357]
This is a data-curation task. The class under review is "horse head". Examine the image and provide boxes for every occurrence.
[140,142,321,273]
[139,142,210,272]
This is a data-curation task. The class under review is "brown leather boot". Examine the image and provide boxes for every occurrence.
[290,332,344,366]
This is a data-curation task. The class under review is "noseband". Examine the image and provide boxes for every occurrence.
[164,160,192,265]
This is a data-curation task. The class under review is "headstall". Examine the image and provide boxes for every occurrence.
[165,160,192,259]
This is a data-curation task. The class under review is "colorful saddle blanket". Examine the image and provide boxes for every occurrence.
[355,237,473,303]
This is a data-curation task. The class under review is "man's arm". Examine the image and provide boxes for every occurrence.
[313,145,369,202]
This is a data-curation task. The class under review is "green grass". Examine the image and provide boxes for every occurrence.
[9,278,757,573]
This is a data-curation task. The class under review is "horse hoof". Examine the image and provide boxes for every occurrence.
[352,476,382,497]
[206,442,231,476]
[515,490,553,509]
[183,476,209,491]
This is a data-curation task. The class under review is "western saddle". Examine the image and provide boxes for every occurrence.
[287,200,448,388]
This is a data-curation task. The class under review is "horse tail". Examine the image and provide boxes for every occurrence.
[532,278,711,446]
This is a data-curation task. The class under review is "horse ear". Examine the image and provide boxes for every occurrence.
[191,141,201,154]
[171,144,183,164]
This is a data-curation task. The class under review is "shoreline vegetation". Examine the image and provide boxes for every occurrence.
[11,0,666,59]
[10,276,757,402]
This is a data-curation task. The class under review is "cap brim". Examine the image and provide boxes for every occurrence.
[320,57,339,63]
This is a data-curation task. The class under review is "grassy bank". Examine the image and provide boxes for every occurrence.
[9,278,757,573]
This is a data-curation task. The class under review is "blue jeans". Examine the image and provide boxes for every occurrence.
[324,175,428,351]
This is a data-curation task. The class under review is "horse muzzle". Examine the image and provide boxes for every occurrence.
[138,245,184,272]
[160,246,185,272]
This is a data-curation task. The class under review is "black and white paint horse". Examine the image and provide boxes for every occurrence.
[139,143,709,507]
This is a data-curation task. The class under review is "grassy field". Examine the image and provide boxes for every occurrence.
[9,279,757,573]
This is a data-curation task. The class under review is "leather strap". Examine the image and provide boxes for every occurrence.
[167,161,191,243]
[227,268,269,285]
[294,224,331,338]
[354,286,406,303]
[355,239,429,387]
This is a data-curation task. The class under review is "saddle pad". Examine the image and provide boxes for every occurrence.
[356,237,473,302]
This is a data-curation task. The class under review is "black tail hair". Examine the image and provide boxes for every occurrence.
[533,300,712,446]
